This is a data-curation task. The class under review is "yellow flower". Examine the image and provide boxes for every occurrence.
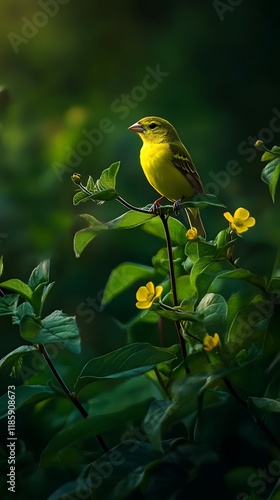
[223,207,256,234]
[186,227,198,240]
[204,333,220,351]
[136,281,163,309]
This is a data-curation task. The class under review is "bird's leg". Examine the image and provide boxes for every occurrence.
[173,198,183,215]
[150,196,165,215]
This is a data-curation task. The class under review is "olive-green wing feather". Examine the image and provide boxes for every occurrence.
[170,142,204,195]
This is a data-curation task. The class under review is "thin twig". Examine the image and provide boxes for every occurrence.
[158,316,166,347]
[76,180,153,215]
[160,214,187,363]
[38,344,109,453]
[116,196,152,214]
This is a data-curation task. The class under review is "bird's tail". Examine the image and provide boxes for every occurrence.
[185,207,206,238]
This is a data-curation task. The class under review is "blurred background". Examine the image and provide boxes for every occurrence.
[1,1,280,498]
[1,0,280,379]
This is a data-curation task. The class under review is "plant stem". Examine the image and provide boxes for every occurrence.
[154,367,171,399]
[76,181,153,215]
[38,344,109,453]
[158,316,166,347]
[160,214,187,363]
[116,196,152,214]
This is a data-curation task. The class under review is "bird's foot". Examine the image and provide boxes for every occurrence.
[173,198,182,215]
[149,196,164,215]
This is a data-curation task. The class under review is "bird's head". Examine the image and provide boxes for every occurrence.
[128,116,180,144]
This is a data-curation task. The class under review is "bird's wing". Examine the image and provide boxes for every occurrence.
[170,142,204,195]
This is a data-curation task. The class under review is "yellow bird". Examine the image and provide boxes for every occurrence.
[128,116,206,238]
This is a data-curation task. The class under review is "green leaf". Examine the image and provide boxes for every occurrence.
[20,311,81,353]
[20,314,42,338]
[181,193,226,209]
[0,345,37,370]
[248,397,280,413]
[217,268,267,290]
[74,343,177,393]
[40,402,152,468]
[74,211,155,257]
[40,311,81,354]
[269,163,280,202]
[102,262,155,306]
[74,188,118,204]
[268,277,280,304]
[73,227,98,257]
[92,442,160,500]
[261,146,280,161]
[98,161,120,190]
[86,175,95,191]
[0,255,3,277]
[135,442,220,499]
[28,260,50,290]
[185,239,217,263]
[106,210,155,230]
[142,216,187,246]
[261,157,280,202]
[73,190,88,205]
[12,302,34,325]
[0,279,33,301]
[227,294,273,349]
[195,293,227,335]
[73,164,120,205]
[0,385,56,419]
[144,373,218,451]
[32,282,55,316]
[47,478,91,500]
[0,294,19,316]
[176,275,197,303]
[144,399,174,451]
[191,258,232,300]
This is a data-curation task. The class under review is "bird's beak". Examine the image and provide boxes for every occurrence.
[128,121,145,133]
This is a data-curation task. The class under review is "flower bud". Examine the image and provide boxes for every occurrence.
[254,140,265,150]
[71,173,82,184]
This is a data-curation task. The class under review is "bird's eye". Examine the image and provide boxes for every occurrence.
[149,123,158,130]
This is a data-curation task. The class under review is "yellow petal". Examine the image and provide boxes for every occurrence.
[230,222,238,231]
[154,286,163,300]
[213,333,220,344]
[235,225,249,234]
[136,300,152,310]
[245,217,256,227]
[223,212,234,223]
[204,333,220,351]
[136,286,149,301]
[234,207,249,221]
[145,281,155,295]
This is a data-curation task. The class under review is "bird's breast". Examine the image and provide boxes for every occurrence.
[140,142,193,201]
